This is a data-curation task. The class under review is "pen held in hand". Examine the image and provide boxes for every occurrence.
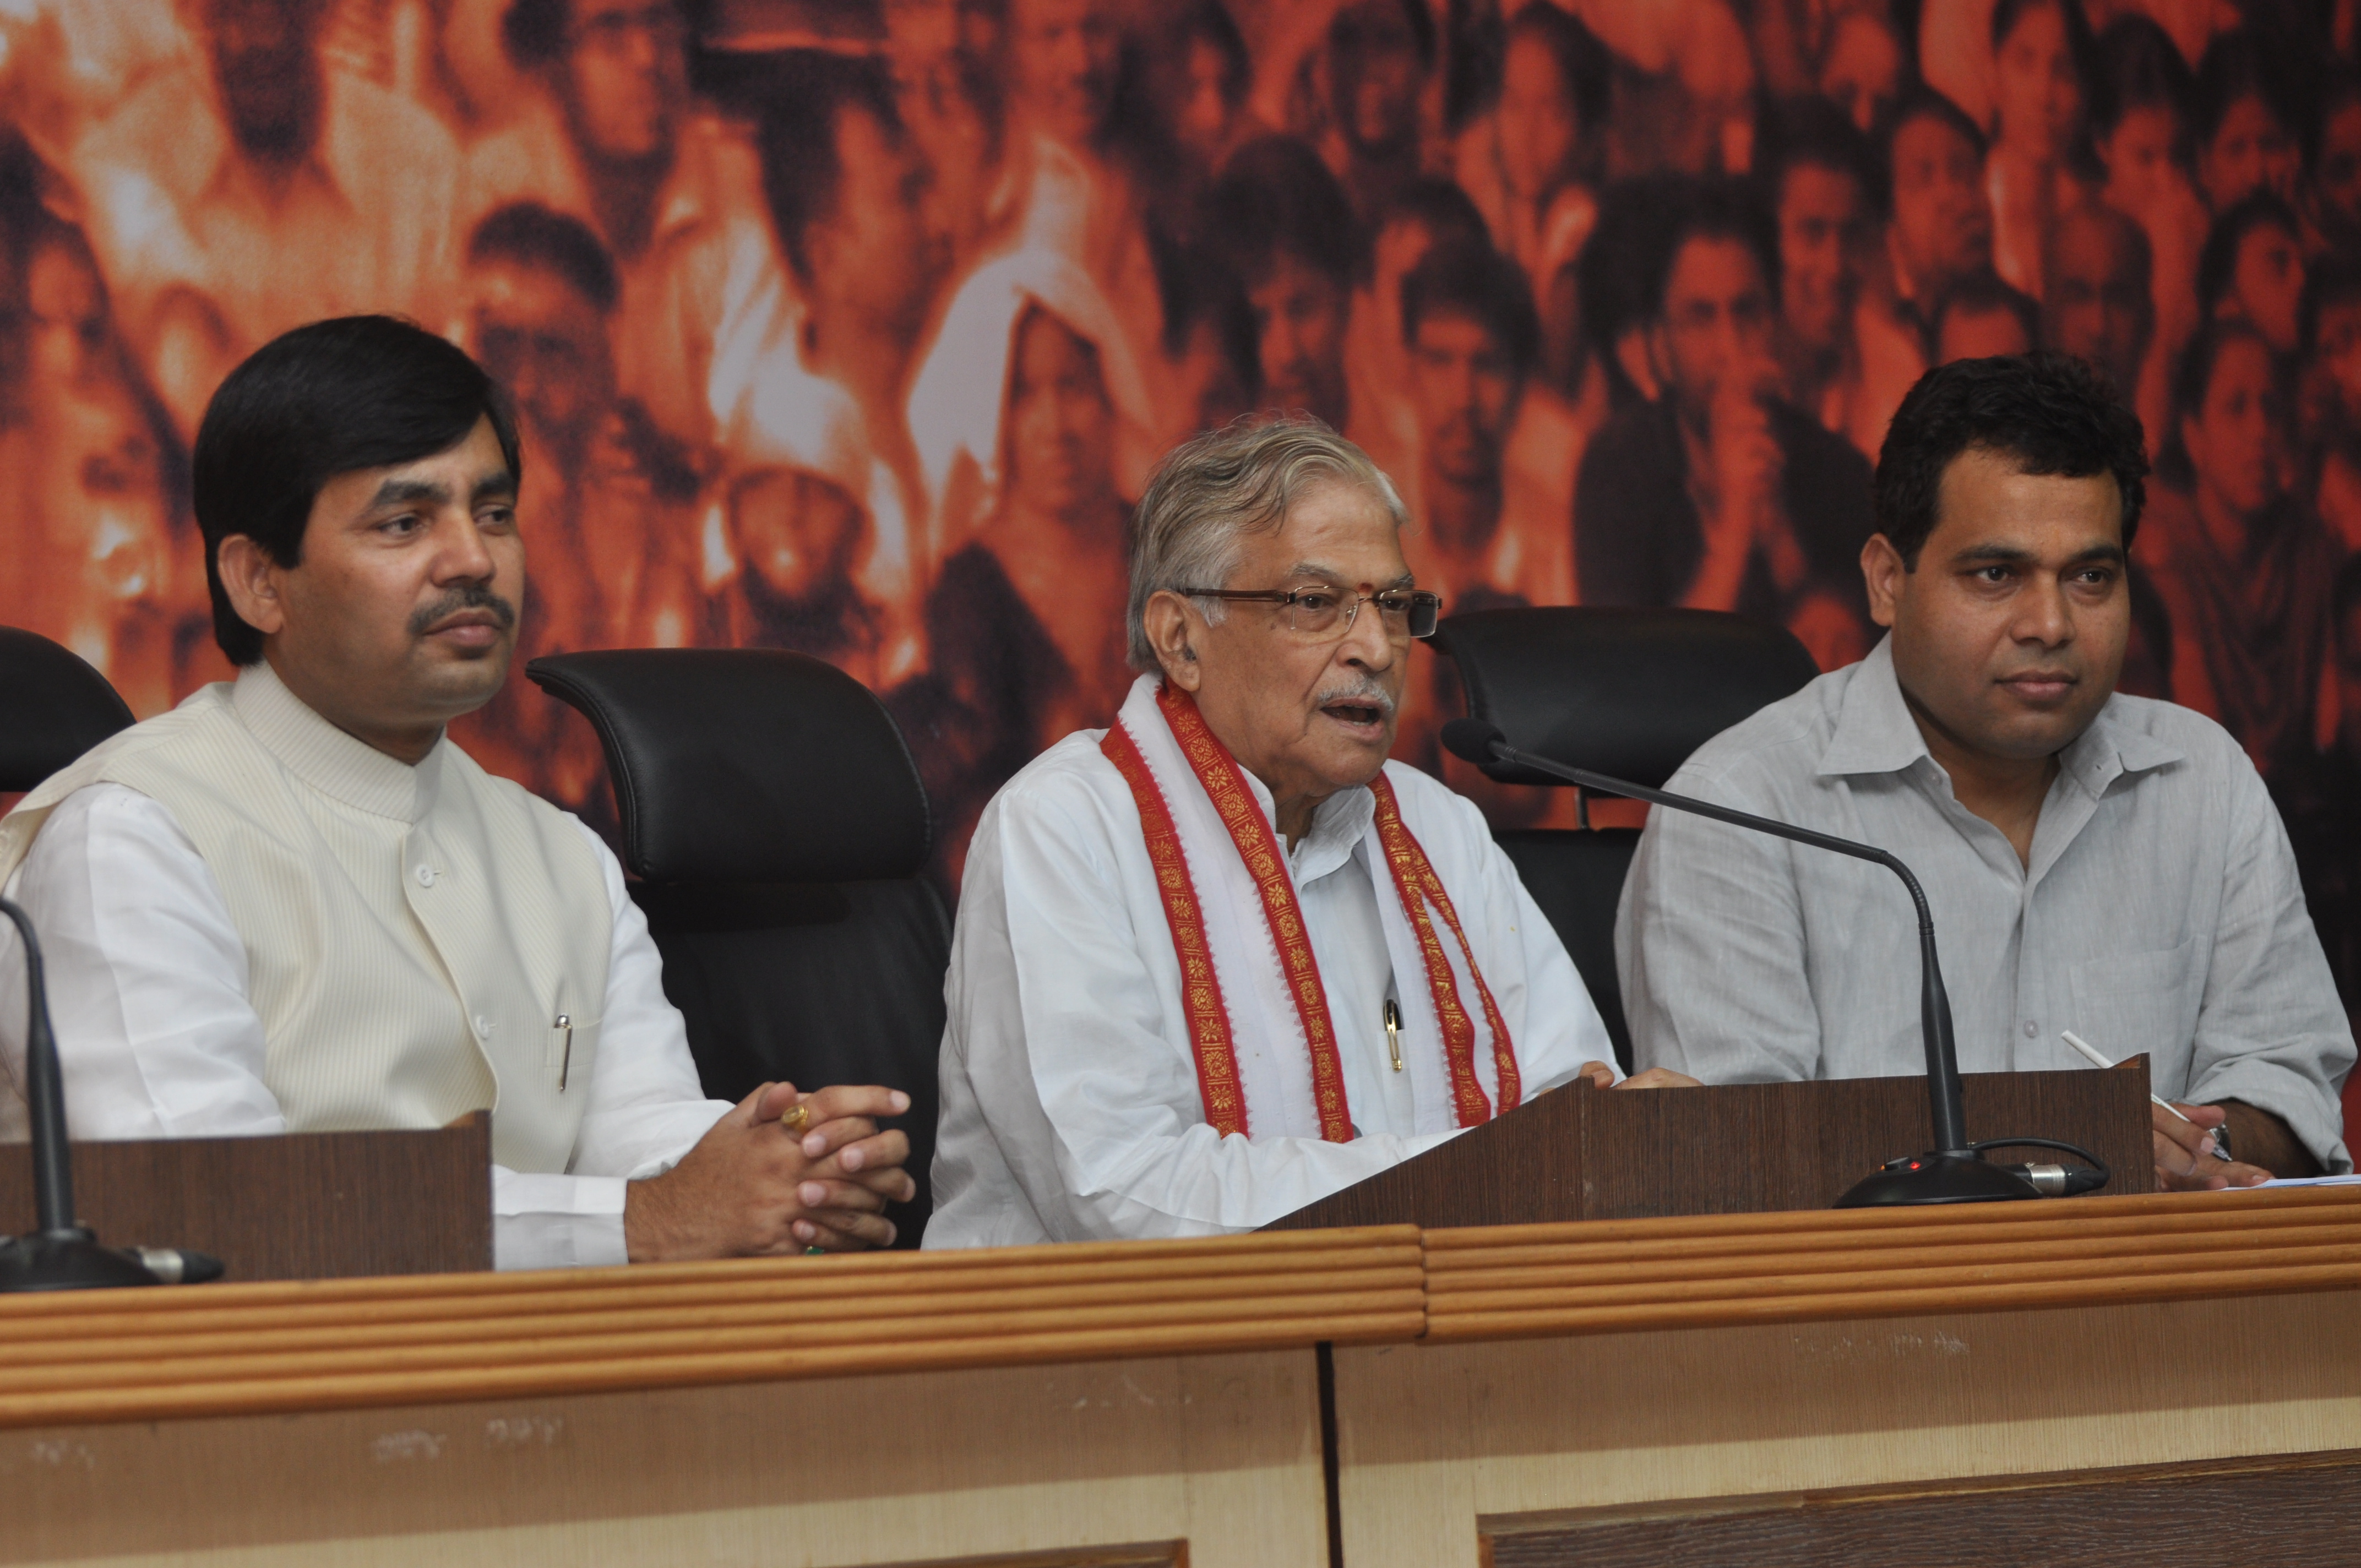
[2059,1030,2234,1162]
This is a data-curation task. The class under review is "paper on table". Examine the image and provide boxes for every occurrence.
[2211,1174,2361,1189]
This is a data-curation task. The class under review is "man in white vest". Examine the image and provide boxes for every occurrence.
[926,416,1694,1248]
[0,315,915,1269]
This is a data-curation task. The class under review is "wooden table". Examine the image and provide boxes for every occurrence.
[3,1188,2357,1566]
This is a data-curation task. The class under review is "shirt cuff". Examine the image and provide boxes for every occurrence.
[491,1168,630,1271]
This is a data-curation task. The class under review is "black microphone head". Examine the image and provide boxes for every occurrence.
[1440,718,1508,765]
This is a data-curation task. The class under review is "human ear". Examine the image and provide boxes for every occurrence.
[216,535,289,640]
[1143,590,1204,692]
[1860,532,1906,629]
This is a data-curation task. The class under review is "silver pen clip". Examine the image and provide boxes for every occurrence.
[556,1013,573,1091]
[1383,998,1403,1072]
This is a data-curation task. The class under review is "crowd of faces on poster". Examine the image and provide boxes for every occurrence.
[3,0,2361,1031]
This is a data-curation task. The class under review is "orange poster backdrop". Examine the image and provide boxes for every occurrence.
[2,0,2359,1039]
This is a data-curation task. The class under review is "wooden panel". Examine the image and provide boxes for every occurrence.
[1330,1286,2361,1568]
[0,1223,1424,1430]
[0,1115,491,1281]
[858,1547,1183,1568]
[0,1352,1320,1567]
[1421,1184,2361,1342]
[1479,1449,2361,1565]
[1267,1064,2154,1232]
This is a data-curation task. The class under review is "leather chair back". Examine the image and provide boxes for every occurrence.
[1435,607,1821,1069]
[0,627,135,793]
[529,649,947,1246]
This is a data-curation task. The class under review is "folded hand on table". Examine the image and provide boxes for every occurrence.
[624,1081,918,1261]
[1577,1061,1702,1090]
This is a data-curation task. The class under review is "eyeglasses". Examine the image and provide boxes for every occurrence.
[1180,585,1443,641]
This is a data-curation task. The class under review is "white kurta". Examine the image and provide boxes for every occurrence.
[926,724,1614,1248]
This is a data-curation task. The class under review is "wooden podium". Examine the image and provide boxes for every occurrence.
[1268,1063,2157,1231]
[0,1113,492,1281]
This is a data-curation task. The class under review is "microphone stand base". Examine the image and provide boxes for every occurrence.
[1836,1152,2043,1208]
[0,1228,160,1292]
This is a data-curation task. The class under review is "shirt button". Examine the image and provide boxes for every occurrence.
[474,1014,493,1037]
[2023,1020,2038,1038]
[415,865,436,889]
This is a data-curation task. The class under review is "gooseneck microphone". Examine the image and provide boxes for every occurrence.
[0,896,223,1289]
[1441,718,2107,1206]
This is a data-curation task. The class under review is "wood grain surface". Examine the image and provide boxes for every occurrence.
[1479,1448,2361,1566]
[2,1187,2356,1435]
[0,1115,491,1281]
[1267,1064,2153,1232]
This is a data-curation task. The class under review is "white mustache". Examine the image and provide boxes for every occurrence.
[1315,678,1397,717]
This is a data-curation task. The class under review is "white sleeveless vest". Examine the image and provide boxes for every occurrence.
[0,664,612,1173]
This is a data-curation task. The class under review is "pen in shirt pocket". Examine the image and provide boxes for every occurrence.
[2060,1030,2233,1162]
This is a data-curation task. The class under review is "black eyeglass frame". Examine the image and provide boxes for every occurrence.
[1176,586,1443,640]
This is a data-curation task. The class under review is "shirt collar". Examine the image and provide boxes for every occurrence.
[1235,767,1376,883]
[1816,635,1930,777]
[230,661,445,824]
[1815,634,2185,793]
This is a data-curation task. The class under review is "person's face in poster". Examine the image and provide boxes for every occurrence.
[1651,234,1776,416]
[1776,162,1867,359]
[1409,310,1520,491]
[1495,29,1580,202]
[469,262,614,458]
[2183,331,2285,519]
[1891,113,1993,296]
[2223,217,2304,355]
[810,102,945,344]
[1816,11,1903,138]
[1330,0,1424,157]
[1152,29,1240,172]
[2316,296,2361,428]
[2098,102,2182,210]
[202,0,324,164]
[23,231,110,391]
[2046,208,2152,396]
[561,0,689,165]
[1013,0,1121,146]
[2199,94,2298,212]
[1248,255,1351,427]
[731,466,865,612]
[2318,102,2361,251]
[1991,1,2082,165]
[1005,304,1116,524]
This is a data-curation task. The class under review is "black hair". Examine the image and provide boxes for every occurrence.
[1759,94,1886,218]
[1380,175,1490,248]
[2303,252,2361,354]
[504,0,705,68]
[192,316,523,666]
[1172,0,1250,110]
[2194,189,2300,320]
[2158,316,2278,488]
[1210,134,1365,288]
[1874,351,2148,567]
[1934,270,2042,352]
[1400,235,1540,374]
[2091,14,2194,141]
[1502,1,1612,137]
[466,202,618,312]
[1636,178,1780,327]
[2192,29,2304,151]
[1153,235,1259,396]
[1328,0,1435,70]
[1577,172,1685,402]
[753,52,901,283]
[1886,86,1989,164]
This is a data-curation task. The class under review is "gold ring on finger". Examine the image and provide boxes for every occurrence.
[781,1103,810,1135]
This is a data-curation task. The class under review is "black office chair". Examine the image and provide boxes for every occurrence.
[1434,607,1822,1071]
[0,626,136,793]
[528,649,949,1248]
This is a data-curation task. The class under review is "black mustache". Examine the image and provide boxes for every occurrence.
[409,584,518,637]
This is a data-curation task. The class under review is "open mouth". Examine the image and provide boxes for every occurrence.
[1321,701,1387,729]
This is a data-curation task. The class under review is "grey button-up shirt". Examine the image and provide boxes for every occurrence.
[1619,636,2354,1170]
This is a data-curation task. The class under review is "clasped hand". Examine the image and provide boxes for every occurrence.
[624,1081,918,1262]
[1577,1061,1701,1090]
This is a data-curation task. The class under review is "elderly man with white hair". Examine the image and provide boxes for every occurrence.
[926,416,1693,1248]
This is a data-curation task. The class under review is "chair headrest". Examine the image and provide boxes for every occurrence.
[527,650,931,884]
[1435,607,1823,791]
[0,627,135,793]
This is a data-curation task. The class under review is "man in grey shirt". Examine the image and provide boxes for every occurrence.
[1620,352,2352,1188]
